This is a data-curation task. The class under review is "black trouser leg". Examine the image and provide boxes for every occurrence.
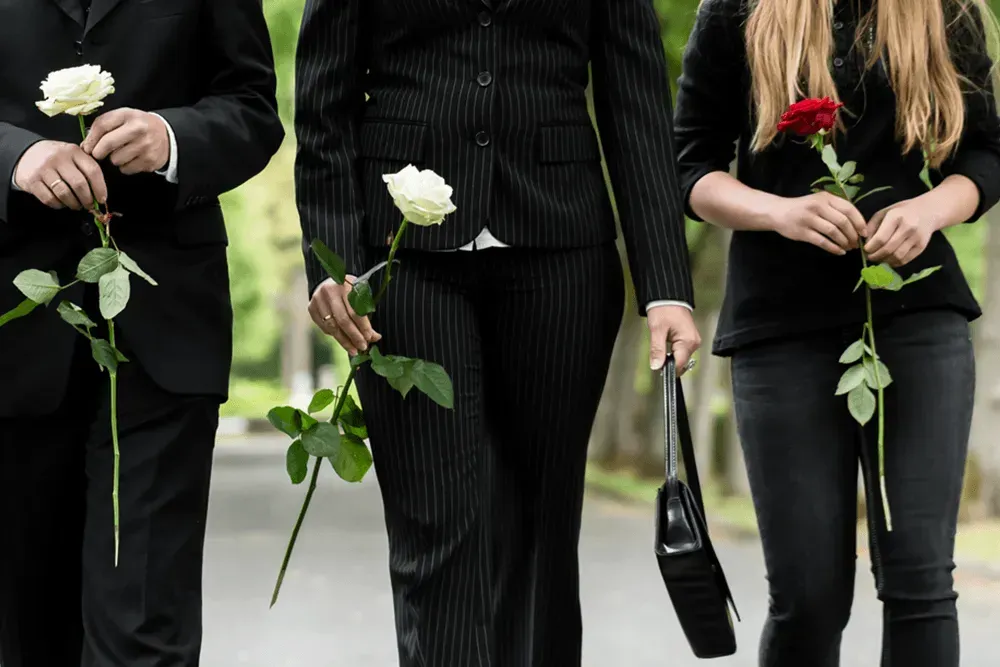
[732,309,973,667]
[80,345,219,667]
[358,244,623,667]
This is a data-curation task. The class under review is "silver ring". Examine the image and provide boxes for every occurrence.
[684,358,697,372]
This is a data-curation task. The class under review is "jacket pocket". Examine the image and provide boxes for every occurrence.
[359,121,429,163]
[536,124,602,163]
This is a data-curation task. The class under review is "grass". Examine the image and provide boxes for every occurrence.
[586,465,1000,566]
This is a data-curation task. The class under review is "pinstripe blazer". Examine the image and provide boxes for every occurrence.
[295,0,694,311]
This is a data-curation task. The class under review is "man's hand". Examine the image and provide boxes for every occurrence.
[13,140,107,210]
[864,199,938,267]
[648,305,701,376]
[308,277,382,356]
[81,108,170,175]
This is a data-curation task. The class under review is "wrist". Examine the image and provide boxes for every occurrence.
[917,175,978,231]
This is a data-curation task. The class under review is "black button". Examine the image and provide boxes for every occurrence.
[478,11,492,27]
[833,21,844,30]
[74,40,83,56]
[475,131,490,147]
[833,57,844,68]
[476,71,493,87]
[81,222,93,236]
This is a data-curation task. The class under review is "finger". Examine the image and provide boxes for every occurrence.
[865,208,887,241]
[330,297,369,352]
[804,230,847,255]
[649,326,668,371]
[28,181,64,209]
[91,123,142,161]
[864,213,898,255]
[827,197,868,238]
[896,241,923,267]
[671,340,694,377]
[110,142,143,168]
[42,169,83,210]
[342,290,380,343]
[81,109,130,154]
[868,226,907,263]
[820,204,861,247]
[72,151,107,204]
[811,213,853,250]
[56,163,95,209]
[885,239,916,267]
[310,297,356,355]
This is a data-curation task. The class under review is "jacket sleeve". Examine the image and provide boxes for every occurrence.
[294,0,369,295]
[0,123,44,222]
[153,0,283,207]
[591,0,695,312]
[939,5,1000,222]
[672,0,747,223]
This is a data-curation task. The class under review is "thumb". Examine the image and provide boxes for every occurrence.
[649,328,668,371]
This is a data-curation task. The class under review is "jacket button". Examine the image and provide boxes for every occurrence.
[833,57,844,68]
[81,222,93,236]
[475,131,490,147]
[478,11,492,27]
[477,71,493,87]
[74,40,83,56]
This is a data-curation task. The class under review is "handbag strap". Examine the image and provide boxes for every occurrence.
[662,356,706,514]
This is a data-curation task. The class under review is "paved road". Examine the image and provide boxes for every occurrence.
[203,436,1000,666]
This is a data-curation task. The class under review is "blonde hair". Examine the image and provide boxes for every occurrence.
[744,0,999,167]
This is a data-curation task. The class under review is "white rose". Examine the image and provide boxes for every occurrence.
[35,65,115,117]
[382,165,457,227]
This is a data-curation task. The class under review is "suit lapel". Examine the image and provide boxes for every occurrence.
[50,0,87,26]
[478,0,494,9]
[85,0,127,34]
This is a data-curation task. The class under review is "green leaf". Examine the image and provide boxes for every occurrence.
[77,248,118,283]
[351,353,370,369]
[57,301,96,330]
[267,406,300,438]
[821,144,841,176]
[0,298,39,327]
[902,265,942,286]
[328,433,372,482]
[919,164,933,190]
[836,363,866,395]
[348,279,376,317]
[386,359,417,397]
[338,394,368,439]
[308,388,336,414]
[410,360,455,409]
[13,269,60,305]
[852,185,893,205]
[847,384,877,425]
[90,338,119,373]
[824,183,846,198]
[285,440,309,484]
[853,275,864,292]
[118,252,157,286]
[296,409,318,431]
[115,348,129,362]
[842,184,859,200]
[300,422,342,457]
[98,266,130,319]
[860,264,904,291]
[863,358,893,389]
[839,339,865,364]
[838,161,856,181]
[369,346,405,379]
[310,239,346,285]
[811,176,836,187]
[847,174,864,184]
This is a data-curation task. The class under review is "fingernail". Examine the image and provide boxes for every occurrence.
[650,359,662,370]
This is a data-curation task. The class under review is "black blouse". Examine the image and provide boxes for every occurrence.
[674,0,1000,355]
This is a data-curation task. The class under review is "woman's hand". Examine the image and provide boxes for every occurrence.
[770,191,867,255]
[309,277,381,355]
[864,199,939,267]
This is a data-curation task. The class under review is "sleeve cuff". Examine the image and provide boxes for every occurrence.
[150,112,179,184]
[646,300,693,312]
[944,150,1000,222]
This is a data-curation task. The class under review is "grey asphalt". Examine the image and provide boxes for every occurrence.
[203,435,1000,667]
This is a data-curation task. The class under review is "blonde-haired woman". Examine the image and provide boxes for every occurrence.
[674,0,1000,664]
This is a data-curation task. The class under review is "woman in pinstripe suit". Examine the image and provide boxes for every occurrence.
[294,0,699,665]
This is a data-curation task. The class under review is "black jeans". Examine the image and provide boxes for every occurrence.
[732,309,975,667]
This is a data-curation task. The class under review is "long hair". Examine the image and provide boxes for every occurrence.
[744,0,999,167]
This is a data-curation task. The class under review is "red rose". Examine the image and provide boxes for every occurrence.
[776,97,843,136]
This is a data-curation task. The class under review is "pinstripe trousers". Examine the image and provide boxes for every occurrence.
[356,243,624,667]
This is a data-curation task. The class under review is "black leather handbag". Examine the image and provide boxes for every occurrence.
[654,357,740,659]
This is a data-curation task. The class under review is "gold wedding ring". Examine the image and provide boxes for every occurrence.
[48,179,65,189]
[323,314,333,321]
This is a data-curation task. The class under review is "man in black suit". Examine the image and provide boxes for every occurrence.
[295,0,699,665]
[0,1,282,665]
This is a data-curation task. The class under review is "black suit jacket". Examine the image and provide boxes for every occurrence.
[295,0,694,311]
[0,0,283,416]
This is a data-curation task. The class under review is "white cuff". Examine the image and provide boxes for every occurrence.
[151,113,179,184]
[646,300,693,312]
[10,172,20,192]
